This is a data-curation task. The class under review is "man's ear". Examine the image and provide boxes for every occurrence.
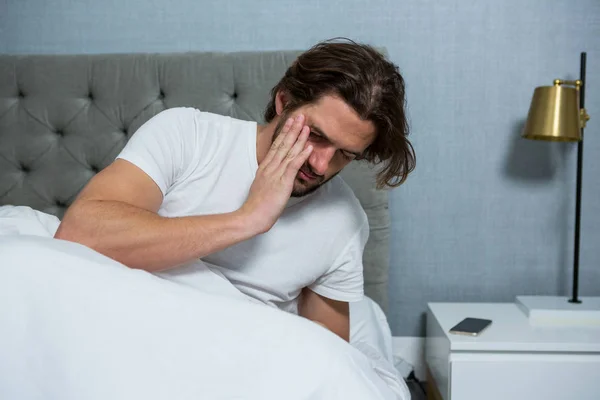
[275,90,288,116]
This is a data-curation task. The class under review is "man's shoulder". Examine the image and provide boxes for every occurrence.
[155,107,251,125]
[151,108,256,144]
[308,176,368,225]
[153,106,199,120]
[322,176,364,207]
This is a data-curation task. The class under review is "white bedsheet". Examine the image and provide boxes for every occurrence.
[0,205,399,363]
[0,207,410,400]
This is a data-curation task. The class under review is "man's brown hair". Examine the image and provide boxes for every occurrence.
[264,38,415,188]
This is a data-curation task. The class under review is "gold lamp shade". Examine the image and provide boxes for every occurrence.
[522,80,585,142]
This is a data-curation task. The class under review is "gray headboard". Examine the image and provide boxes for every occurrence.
[0,51,390,313]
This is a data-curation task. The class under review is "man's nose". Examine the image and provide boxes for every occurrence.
[308,146,337,176]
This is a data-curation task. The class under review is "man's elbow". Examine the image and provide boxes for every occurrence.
[53,206,91,245]
[54,222,88,248]
[53,221,77,241]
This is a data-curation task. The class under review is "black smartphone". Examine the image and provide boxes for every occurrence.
[448,317,492,336]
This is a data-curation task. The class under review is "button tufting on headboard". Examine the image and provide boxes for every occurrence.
[158,90,165,100]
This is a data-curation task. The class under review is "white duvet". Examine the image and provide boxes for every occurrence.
[0,206,410,400]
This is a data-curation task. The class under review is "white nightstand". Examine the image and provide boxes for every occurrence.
[425,302,600,400]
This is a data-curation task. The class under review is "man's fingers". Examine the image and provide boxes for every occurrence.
[285,125,310,161]
[273,117,295,148]
[270,114,305,166]
[262,117,294,166]
[285,144,313,181]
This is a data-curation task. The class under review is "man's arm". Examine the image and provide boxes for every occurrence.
[298,287,350,342]
[55,159,258,271]
[55,114,313,272]
[299,216,368,342]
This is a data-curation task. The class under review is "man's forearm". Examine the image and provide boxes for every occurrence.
[54,200,258,272]
[299,289,350,342]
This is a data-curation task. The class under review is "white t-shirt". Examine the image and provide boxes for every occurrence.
[116,107,368,313]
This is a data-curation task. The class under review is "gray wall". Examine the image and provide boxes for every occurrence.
[2,0,599,336]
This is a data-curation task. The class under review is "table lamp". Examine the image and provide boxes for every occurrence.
[516,52,600,326]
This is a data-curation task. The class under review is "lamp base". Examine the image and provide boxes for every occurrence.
[516,296,600,326]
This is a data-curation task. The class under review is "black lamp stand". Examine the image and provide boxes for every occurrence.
[569,52,586,304]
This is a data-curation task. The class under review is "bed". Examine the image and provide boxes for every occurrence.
[0,51,406,399]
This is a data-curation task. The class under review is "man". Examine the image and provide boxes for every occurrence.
[54,39,415,342]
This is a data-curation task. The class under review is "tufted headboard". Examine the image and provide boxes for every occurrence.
[0,51,391,313]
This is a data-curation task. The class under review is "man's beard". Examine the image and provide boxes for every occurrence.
[291,163,336,197]
[271,115,334,198]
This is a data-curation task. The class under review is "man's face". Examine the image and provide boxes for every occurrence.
[273,95,376,197]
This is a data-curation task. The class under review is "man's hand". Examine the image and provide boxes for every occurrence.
[240,114,313,233]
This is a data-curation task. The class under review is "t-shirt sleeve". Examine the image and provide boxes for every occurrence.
[116,107,201,196]
[308,219,368,303]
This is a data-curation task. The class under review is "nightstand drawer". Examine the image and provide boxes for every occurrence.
[426,303,600,400]
[450,353,600,400]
